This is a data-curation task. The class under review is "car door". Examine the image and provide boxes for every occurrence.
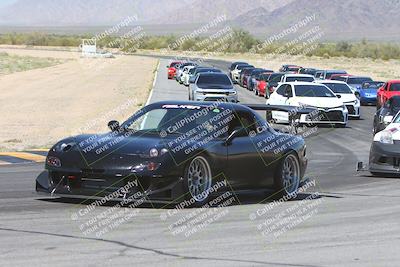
[225,110,269,189]
[378,83,389,106]
[269,84,291,122]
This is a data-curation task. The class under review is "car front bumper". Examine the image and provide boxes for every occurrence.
[36,168,186,203]
[369,141,400,174]
[194,93,238,102]
[344,102,360,118]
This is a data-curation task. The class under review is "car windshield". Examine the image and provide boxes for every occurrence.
[322,83,353,94]
[196,68,221,75]
[347,77,372,84]
[362,82,384,88]
[122,105,228,136]
[390,83,400,91]
[287,67,300,71]
[269,74,284,82]
[197,74,231,86]
[259,73,271,81]
[294,85,336,97]
[393,112,400,123]
[286,76,314,82]
[237,65,253,70]
[326,71,346,79]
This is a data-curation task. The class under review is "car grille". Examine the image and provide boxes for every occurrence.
[317,110,344,122]
[346,105,355,115]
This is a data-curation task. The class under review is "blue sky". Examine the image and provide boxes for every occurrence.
[0,0,16,8]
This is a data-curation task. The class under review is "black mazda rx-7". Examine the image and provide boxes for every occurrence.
[36,101,309,205]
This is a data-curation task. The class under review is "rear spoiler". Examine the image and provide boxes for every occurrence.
[243,104,317,134]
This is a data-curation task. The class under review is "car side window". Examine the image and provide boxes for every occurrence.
[228,111,257,136]
[276,84,286,96]
[285,85,293,97]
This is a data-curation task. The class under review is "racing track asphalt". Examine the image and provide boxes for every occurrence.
[0,56,400,267]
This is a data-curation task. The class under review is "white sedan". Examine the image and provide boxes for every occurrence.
[315,80,360,119]
[266,82,348,127]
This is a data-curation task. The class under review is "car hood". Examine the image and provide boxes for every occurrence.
[337,93,357,103]
[197,84,233,90]
[360,88,377,95]
[291,97,344,108]
[50,133,168,168]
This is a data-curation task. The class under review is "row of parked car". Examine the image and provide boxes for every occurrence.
[167,60,400,128]
[167,61,239,103]
[166,60,400,176]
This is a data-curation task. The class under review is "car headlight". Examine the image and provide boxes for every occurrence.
[379,131,394,144]
[149,148,159,158]
[47,156,61,167]
[228,91,237,95]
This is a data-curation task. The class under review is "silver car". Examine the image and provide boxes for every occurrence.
[190,73,238,102]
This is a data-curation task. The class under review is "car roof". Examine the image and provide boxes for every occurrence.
[284,81,324,85]
[197,72,227,76]
[284,74,314,77]
[315,79,347,84]
[325,70,347,73]
[347,76,372,79]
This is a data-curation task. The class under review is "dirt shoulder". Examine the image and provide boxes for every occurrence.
[0,47,158,151]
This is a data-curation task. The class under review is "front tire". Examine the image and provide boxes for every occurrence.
[274,152,301,198]
[183,155,213,206]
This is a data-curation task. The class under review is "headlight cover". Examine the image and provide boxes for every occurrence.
[47,156,61,167]
[378,131,394,144]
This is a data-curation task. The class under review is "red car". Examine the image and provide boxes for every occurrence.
[257,73,285,98]
[377,80,400,108]
[167,61,181,79]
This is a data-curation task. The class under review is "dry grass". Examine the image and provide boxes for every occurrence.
[0,52,64,75]
[0,47,158,151]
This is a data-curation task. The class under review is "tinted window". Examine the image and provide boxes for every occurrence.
[276,85,287,95]
[331,76,347,82]
[322,83,352,94]
[287,67,300,72]
[286,76,315,82]
[189,68,196,75]
[390,83,400,91]
[237,65,253,70]
[196,68,222,75]
[269,73,284,83]
[325,71,347,79]
[347,77,373,84]
[294,85,336,97]
[197,74,231,85]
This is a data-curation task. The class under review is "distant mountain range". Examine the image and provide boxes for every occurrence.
[0,0,399,40]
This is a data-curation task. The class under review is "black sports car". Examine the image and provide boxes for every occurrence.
[373,96,400,134]
[36,101,309,205]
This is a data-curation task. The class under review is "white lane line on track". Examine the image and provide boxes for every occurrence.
[145,60,160,106]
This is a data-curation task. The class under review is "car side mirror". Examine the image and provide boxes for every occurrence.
[336,94,342,99]
[225,128,247,145]
[108,120,120,131]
